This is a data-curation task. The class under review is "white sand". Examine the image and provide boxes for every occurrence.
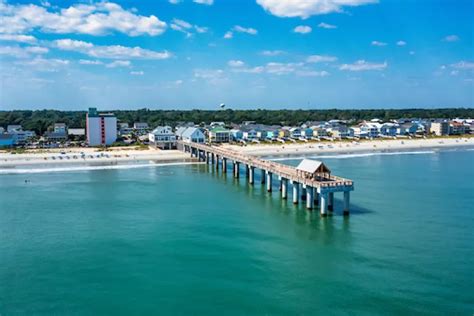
[1,137,473,170]
[225,137,474,157]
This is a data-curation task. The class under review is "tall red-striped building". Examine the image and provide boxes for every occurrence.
[86,108,117,146]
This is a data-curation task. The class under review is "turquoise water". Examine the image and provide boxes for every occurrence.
[1,148,473,315]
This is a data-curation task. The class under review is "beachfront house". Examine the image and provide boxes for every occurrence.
[289,127,302,138]
[240,126,259,140]
[449,121,468,135]
[311,126,328,137]
[209,126,231,143]
[397,123,418,135]
[380,123,398,136]
[430,121,449,136]
[149,126,177,149]
[329,125,352,138]
[262,126,280,140]
[133,122,149,133]
[179,127,206,143]
[0,134,14,148]
[230,129,243,141]
[278,127,291,138]
[86,108,117,146]
[301,127,314,138]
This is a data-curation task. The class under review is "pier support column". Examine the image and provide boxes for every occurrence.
[281,178,288,199]
[266,171,272,192]
[320,193,328,217]
[301,185,307,201]
[306,187,314,210]
[292,182,299,204]
[233,162,240,178]
[249,166,254,184]
[261,169,265,184]
[211,153,215,164]
[328,192,334,211]
[314,191,320,206]
[245,165,249,178]
[215,155,219,171]
[222,158,227,173]
[343,191,350,216]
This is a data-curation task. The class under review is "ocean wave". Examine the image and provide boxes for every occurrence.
[0,161,202,175]
[268,150,437,161]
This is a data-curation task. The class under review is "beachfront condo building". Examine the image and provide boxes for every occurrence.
[430,122,449,136]
[86,108,117,146]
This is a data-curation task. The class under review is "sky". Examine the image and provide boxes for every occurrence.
[0,0,473,110]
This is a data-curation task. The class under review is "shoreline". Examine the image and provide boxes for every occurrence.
[1,137,473,172]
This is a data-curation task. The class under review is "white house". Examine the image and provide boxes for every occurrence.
[179,127,206,143]
[149,126,176,149]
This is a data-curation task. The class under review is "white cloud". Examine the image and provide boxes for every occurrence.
[0,45,48,58]
[306,54,337,63]
[0,1,167,36]
[16,57,69,72]
[318,22,336,29]
[265,62,304,75]
[224,26,257,39]
[0,34,37,43]
[130,70,144,75]
[371,40,387,46]
[450,61,474,70]
[295,70,329,77]
[233,25,258,35]
[256,0,378,18]
[443,35,459,42]
[396,40,406,46]
[25,46,49,54]
[194,68,225,84]
[54,39,171,60]
[106,60,131,68]
[339,60,387,71]
[79,59,103,65]
[193,0,214,5]
[293,25,312,34]
[170,18,208,37]
[228,60,245,67]
[169,0,182,4]
[260,50,285,56]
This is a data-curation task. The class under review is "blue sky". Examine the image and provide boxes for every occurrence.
[0,0,473,110]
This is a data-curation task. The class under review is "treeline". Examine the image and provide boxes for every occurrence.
[1,108,473,135]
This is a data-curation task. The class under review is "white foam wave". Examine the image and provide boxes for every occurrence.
[268,150,437,161]
[0,161,202,175]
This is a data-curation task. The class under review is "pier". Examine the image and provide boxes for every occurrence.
[178,141,354,216]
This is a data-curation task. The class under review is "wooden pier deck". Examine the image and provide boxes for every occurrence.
[178,140,354,216]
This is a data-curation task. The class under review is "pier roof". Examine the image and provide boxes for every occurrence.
[296,159,330,174]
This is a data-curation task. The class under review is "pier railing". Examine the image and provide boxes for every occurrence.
[178,141,353,190]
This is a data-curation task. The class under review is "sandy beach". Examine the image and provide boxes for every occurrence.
[1,137,473,171]
[224,136,474,157]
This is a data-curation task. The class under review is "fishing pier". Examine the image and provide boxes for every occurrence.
[178,141,354,216]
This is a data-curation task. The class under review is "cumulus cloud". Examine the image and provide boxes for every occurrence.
[260,50,285,56]
[193,0,214,5]
[256,0,378,18]
[79,59,103,65]
[0,44,48,58]
[371,40,387,46]
[339,60,387,71]
[170,18,208,37]
[224,25,257,39]
[0,1,167,36]
[295,70,329,77]
[194,68,225,84]
[450,61,474,70]
[106,60,131,68]
[443,35,459,42]
[169,0,182,4]
[0,34,37,43]
[396,40,406,46]
[130,71,144,75]
[318,22,337,29]
[54,39,171,60]
[16,57,69,72]
[293,25,312,34]
[228,60,245,67]
[306,54,337,63]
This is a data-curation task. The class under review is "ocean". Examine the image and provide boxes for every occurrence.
[1,147,473,315]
